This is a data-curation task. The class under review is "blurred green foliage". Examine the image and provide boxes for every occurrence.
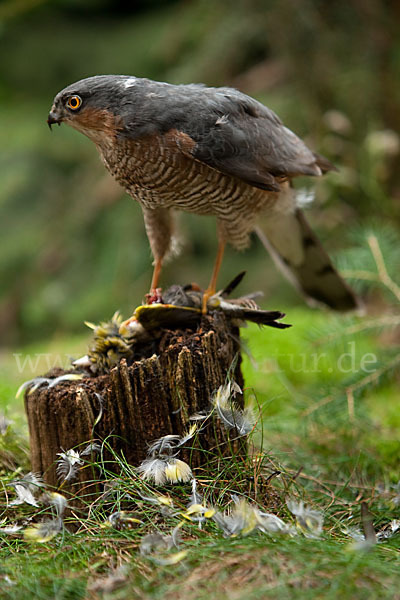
[1,0,399,345]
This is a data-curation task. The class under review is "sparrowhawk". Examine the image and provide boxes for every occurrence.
[47,75,357,311]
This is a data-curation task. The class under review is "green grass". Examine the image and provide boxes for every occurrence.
[0,304,399,599]
[1,534,399,600]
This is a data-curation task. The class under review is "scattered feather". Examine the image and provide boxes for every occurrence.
[188,479,203,507]
[80,442,102,456]
[0,414,12,434]
[45,492,67,517]
[137,458,169,485]
[93,393,105,427]
[140,524,182,563]
[184,480,215,526]
[138,491,174,508]
[16,377,50,398]
[106,511,142,530]
[213,497,258,537]
[24,472,43,488]
[346,518,400,550]
[177,423,198,447]
[345,527,376,552]
[10,486,39,507]
[286,499,324,538]
[212,383,255,436]
[9,472,44,507]
[216,404,256,436]
[138,451,193,485]
[16,374,83,398]
[213,496,295,538]
[164,458,193,483]
[256,511,296,535]
[56,448,83,483]
[48,374,83,388]
[344,526,366,542]
[24,518,63,543]
[140,532,173,555]
[146,425,198,459]
[147,435,181,457]
[183,503,216,522]
[0,524,23,534]
[189,410,212,422]
[151,550,188,566]
[377,520,400,541]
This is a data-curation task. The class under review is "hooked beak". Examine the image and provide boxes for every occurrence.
[47,109,63,130]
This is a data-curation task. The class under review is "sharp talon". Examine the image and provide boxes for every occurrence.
[146,288,163,305]
[202,289,213,314]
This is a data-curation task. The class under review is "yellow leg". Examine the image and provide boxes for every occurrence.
[144,258,164,304]
[150,258,162,291]
[202,239,226,313]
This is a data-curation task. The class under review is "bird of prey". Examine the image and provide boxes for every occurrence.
[48,75,357,311]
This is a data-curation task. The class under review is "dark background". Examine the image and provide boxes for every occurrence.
[1,0,399,346]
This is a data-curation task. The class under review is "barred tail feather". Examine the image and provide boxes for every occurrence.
[254,209,358,311]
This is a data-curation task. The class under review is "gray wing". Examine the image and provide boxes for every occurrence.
[178,87,334,192]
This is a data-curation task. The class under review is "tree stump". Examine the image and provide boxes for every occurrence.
[24,313,245,494]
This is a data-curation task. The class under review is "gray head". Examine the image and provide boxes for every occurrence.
[47,74,211,144]
[47,75,147,141]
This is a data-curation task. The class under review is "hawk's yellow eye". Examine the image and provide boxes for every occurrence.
[66,95,82,111]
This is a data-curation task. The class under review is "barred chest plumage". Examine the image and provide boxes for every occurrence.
[98,132,273,219]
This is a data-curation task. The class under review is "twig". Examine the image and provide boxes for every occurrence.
[341,269,379,282]
[368,234,400,302]
[342,234,400,302]
[301,394,334,416]
[346,389,355,422]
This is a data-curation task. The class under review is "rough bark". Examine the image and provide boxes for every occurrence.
[24,313,245,495]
